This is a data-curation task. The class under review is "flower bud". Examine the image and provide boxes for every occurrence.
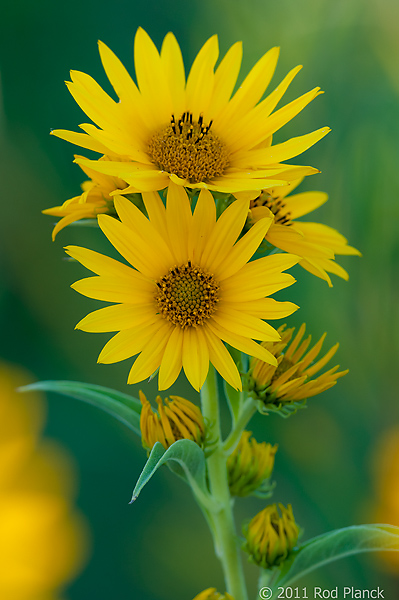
[139,391,205,451]
[250,324,348,413]
[227,431,277,497]
[193,588,234,600]
[243,503,299,569]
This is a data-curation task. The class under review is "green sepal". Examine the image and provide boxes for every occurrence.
[131,440,212,509]
[68,218,99,227]
[18,380,141,435]
[271,524,399,588]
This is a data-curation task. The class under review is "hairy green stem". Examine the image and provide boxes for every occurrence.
[201,367,248,600]
[223,397,257,455]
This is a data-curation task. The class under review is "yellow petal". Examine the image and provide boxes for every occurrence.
[284,191,328,219]
[134,28,172,128]
[65,245,149,281]
[216,47,280,133]
[165,182,192,264]
[191,189,217,264]
[113,196,175,270]
[50,129,108,154]
[212,306,280,341]
[186,35,219,118]
[76,303,155,333]
[182,328,209,391]
[202,327,242,390]
[201,198,249,272]
[160,32,186,117]
[217,216,273,280]
[127,322,173,384]
[98,319,162,363]
[158,327,184,391]
[71,276,153,304]
[226,298,298,319]
[210,41,242,121]
[207,321,278,366]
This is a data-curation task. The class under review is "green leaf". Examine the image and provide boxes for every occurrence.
[18,380,142,435]
[131,440,212,508]
[273,524,399,588]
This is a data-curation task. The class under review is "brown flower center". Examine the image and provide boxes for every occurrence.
[251,192,292,226]
[147,112,229,183]
[155,262,219,328]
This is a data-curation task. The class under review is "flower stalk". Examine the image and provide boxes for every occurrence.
[200,366,248,600]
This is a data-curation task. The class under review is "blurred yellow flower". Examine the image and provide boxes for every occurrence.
[249,179,361,286]
[243,503,299,569]
[139,391,205,451]
[193,588,234,600]
[42,156,130,240]
[66,182,298,391]
[227,431,277,497]
[52,28,329,194]
[0,363,89,599]
[250,323,348,409]
[370,427,399,572]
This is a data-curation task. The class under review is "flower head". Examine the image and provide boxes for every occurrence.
[249,179,361,285]
[243,503,299,569]
[193,588,234,600]
[250,323,348,411]
[139,391,205,451]
[66,183,299,391]
[52,28,329,194]
[0,363,88,598]
[227,431,277,497]
[42,157,130,240]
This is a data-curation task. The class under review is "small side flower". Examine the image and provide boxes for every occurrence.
[248,323,348,416]
[139,391,205,451]
[243,503,299,569]
[227,431,277,497]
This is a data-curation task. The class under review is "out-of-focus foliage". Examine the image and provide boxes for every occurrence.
[0,0,398,598]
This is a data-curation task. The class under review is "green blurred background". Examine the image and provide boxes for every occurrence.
[0,0,398,597]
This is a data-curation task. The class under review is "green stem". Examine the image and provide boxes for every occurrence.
[223,396,257,455]
[201,366,248,600]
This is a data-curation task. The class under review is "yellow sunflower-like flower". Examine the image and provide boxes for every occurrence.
[248,179,361,286]
[250,323,348,409]
[66,182,299,391]
[139,391,205,451]
[243,503,299,569]
[42,156,130,240]
[193,588,234,600]
[52,28,330,194]
[0,362,88,599]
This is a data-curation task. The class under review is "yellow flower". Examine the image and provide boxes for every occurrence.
[193,588,234,600]
[249,179,361,286]
[250,324,348,410]
[0,362,88,599]
[52,28,329,194]
[243,503,299,569]
[42,156,131,240]
[139,391,205,451]
[66,182,299,391]
[227,431,277,497]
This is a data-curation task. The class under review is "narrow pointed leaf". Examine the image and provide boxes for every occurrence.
[131,440,209,505]
[273,524,399,588]
[19,380,141,435]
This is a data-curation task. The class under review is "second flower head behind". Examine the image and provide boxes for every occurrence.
[66,183,299,392]
[52,28,329,195]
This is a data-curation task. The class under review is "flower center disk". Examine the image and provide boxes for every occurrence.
[155,262,219,328]
[148,112,230,183]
